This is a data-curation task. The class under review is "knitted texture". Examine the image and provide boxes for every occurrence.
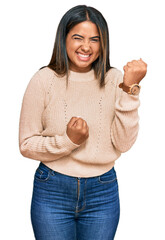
[19,67,140,177]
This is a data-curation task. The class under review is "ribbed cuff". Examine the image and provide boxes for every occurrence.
[117,90,140,111]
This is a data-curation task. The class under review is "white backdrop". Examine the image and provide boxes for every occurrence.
[1,0,165,239]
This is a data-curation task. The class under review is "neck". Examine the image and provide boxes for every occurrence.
[68,68,97,82]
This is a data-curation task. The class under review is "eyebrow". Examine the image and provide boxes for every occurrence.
[71,34,100,39]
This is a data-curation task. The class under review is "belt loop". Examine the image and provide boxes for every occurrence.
[50,170,55,176]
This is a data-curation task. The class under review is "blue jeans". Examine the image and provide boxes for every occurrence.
[31,162,120,240]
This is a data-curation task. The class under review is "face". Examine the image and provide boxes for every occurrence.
[66,21,100,72]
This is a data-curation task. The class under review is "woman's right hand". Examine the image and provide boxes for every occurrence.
[66,117,89,145]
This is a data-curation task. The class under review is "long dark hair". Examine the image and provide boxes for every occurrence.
[45,5,113,88]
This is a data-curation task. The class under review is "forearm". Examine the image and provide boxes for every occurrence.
[19,131,80,161]
[111,90,140,153]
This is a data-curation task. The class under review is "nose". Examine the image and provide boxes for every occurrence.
[80,41,91,52]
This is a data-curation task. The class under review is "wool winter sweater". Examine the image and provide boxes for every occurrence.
[19,67,140,177]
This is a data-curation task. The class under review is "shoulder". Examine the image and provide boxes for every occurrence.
[26,67,59,94]
[37,66,57,80]
[105,67,123,86]
[34,66,61,89]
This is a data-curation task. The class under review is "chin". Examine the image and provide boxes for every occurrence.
[79,60,93,67]
[72,62,91,71]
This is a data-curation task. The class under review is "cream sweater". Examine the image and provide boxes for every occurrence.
[19,67,140,177]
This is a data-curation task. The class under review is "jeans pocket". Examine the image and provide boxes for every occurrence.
[98,167,117,184]
[34,165,51,182]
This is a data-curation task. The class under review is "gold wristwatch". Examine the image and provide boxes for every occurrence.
[119,82,141,95]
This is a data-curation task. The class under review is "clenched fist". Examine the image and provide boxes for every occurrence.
[123,58,147,86]
[66,117,89,145]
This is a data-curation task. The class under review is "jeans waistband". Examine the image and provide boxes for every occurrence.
[39,162,115,180]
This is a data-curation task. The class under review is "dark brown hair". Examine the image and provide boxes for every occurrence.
[45,5,113,88]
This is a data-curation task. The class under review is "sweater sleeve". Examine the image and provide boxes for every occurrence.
[110,70,140,153]
[19,71,80,161]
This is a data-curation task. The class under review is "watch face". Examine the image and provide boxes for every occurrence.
[131,85,140,95]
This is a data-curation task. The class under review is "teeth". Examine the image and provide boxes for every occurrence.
[77,53,90,58]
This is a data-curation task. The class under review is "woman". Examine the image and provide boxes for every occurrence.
[19,5,147,240]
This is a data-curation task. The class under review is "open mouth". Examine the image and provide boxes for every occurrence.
[76,52,92,61]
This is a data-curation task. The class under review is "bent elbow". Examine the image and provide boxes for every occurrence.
[19,143,28,158]
[118,144,133,153]
[117,135,138,153]
[19,140,31,158]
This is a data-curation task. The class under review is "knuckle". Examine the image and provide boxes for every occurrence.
[76,126,82,130]
[128,67,132,72]
[72,117,77,120]
[81,129,87,135]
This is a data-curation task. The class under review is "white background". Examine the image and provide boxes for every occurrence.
[1,0,165,239]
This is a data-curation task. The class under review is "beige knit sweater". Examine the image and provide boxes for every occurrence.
[19,67,140,177]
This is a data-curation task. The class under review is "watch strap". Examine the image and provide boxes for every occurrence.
[119,82,141,95]
[119,82,131,93]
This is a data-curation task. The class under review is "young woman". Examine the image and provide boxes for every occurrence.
[19,5,147,240]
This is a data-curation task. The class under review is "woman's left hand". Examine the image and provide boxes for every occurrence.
[123,58,147,86]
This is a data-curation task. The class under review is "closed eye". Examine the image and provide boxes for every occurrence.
[74,37,83,40]
[73,38,100,43]
[90,38,100,42]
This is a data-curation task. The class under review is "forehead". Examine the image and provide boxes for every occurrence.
[68,21,99,36]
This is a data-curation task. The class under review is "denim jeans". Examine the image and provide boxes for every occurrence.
[31,162,120,240]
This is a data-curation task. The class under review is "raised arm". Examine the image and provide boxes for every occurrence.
[110,59,147,152]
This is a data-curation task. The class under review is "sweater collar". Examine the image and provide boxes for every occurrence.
[68,68,96,82]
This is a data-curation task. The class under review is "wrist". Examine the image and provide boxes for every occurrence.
[119,82,141,95]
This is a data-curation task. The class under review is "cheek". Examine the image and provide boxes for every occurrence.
[66,42,80,58]
[66,39,73,56]
[93,44,100,57]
